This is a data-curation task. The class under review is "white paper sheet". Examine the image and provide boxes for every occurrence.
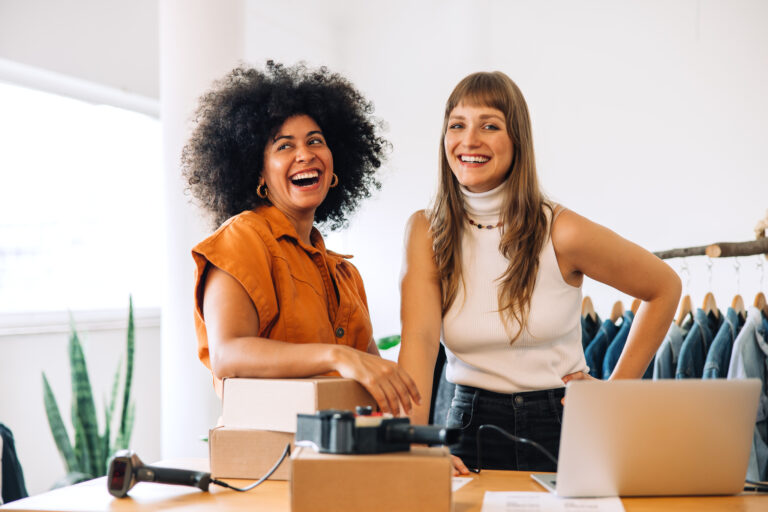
[452,476,472,492]
[481,491,624,512]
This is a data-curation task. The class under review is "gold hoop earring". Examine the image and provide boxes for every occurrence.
[257,183,268,199]
[330,173,339,188]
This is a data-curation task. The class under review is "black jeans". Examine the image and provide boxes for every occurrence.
[446,384,565,472]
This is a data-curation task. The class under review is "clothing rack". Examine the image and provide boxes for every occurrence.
[653,238,768,260]
[654,212,768,260]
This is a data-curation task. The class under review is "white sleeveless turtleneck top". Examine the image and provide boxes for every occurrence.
[442,182,588,393]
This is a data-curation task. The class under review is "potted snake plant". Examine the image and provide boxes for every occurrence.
[41,296,136,486]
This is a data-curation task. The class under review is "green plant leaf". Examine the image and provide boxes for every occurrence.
[103,355,122,469]
[72,414,92,477]
[69,328,103,476]
[42,373,77,473]
[118,296,135,445]
[116,401,135,451]
[101,396,111,477]
[125,401,136,446]
[376,334,401,350]
[72,411,83,473]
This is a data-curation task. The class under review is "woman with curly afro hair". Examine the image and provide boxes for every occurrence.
[183,62,420,415]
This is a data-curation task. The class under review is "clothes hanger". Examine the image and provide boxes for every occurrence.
[731,294,746,320]
[630,298,641,314]
[730,258,746,321]
[702,292,719,319]
[755,292,767,317]
[610,300,624,322]
[700,258,719,319]
[581,296,597,322]
[676,294,692,326]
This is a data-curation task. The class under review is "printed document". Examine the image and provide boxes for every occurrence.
[481,491,624,512]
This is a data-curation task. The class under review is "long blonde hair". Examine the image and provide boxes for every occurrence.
[429,71,552,342]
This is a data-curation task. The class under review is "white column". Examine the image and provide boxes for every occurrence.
[159,0,245,458]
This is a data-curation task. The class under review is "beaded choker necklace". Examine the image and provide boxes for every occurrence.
[467,217,503,230]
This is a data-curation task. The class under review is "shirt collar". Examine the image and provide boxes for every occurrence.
[250,205,352,264]
[250,205,323,252]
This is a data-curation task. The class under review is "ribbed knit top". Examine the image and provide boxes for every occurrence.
[442,182,588,393]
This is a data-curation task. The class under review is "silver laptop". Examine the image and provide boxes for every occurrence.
[531,379,760,497]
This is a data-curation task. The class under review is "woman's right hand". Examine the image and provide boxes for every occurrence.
[332,345,421,415]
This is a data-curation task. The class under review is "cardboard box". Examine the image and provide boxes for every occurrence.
[221,377,377,432]
[209,426,294,481]
[290,446,452,512]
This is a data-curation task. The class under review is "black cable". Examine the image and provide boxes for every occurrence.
[210,443,291,492]
[470,424,558,474]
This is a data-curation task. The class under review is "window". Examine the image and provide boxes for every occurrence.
[0,82,162,312]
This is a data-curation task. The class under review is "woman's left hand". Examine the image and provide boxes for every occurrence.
[560,371,598,404]
[561,371,597,385]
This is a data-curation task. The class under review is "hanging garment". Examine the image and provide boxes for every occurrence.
[675,309,722,379]
[702,307,746,379]
[430,344,455,426]
[584,319,620,379]
[581,313,602,350]
[653,318,693,380]
[602,310,635,379]
[0,423,28,504]
[727,307,768,481]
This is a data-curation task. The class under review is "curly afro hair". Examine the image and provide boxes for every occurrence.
[181,62,388,230]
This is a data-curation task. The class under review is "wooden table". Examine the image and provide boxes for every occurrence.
[2,459,765,511]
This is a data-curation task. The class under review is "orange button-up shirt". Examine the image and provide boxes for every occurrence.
[192,205,373,395]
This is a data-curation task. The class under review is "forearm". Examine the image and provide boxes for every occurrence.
[210,336,343,380]
[398,334,440,425]
[610,282,681,379]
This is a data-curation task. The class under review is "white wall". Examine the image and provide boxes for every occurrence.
[0,0,159,99]
[243,0,768,334]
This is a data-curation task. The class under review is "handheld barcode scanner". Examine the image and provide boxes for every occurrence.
[107,450,211,498]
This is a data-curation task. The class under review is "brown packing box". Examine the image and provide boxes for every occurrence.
[209,426,294,481]
[221,377,377,432]
[290,446,452,512]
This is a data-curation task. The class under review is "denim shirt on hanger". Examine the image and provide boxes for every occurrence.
[581,314,602,350]
[602,310,635,380]
[584,318,619,379]
[727,306,768,481]
[653,320,691,380]
[675,308,722,379]
[702,307,745,379]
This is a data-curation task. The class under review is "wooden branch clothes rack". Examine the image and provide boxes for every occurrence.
[653,238,768,260]
[654,211,768,260]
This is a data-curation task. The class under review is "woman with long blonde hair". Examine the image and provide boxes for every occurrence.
[399,71,680,474]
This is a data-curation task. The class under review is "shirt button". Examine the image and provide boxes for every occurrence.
[335,327,345,338]
[514,395,524,406]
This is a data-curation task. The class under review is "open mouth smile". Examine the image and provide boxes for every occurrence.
[459,154,490,164]
[290,169,321,187]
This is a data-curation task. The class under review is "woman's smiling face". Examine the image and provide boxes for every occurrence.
[260,114,334,219]
[444,102,514,193]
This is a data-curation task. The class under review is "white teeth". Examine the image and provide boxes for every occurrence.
[460,155,490,163]
[291,170,319,180]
